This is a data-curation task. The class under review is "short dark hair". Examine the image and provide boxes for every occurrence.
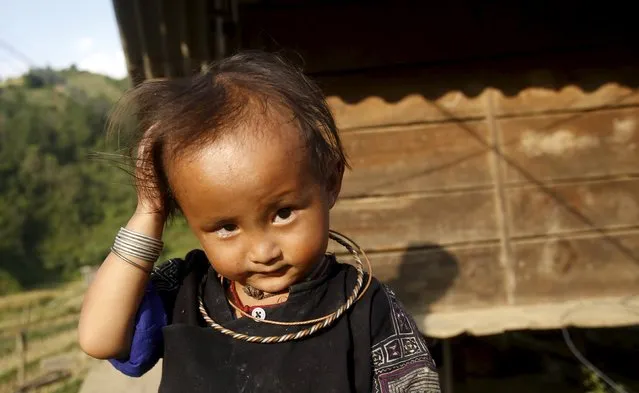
[108,50,348,219]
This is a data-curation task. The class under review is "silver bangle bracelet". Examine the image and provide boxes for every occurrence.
[111,247,153,274]
[119,227,164,247]
[112,227,164,264]
[115,235,163,253]
[112,243,159,263]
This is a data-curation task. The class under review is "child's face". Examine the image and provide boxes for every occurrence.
[169,119,340,293]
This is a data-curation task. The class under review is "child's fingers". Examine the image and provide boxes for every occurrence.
[134,124,164,213]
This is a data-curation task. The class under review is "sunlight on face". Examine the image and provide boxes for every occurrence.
[168,117,337,293]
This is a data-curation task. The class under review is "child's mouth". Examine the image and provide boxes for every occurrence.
[257,266,289,277]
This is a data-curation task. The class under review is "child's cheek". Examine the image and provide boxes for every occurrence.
[285,216,329,270]
[201,240,246,280]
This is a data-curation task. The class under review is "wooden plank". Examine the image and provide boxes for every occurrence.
[511,233,639,304]
[160,0,187,78]
[133,0,165,79]
[40,353,78,372]
[14,370,72,393]
[111,0,145,85]
[499,107,639,182]
[330,191,498,251]
[507,178,639,238]
[494,83,639,116]
[368,244,505,314]
[340,122,492,197]
[183,0,210,73]
[328,91,486,131]
[16,331,26,385]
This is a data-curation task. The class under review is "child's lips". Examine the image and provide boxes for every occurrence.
[255,266,289,277]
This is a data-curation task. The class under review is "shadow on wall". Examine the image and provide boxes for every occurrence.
[385,242,459,319]
[384,243,460,369]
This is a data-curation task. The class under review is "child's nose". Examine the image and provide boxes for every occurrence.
[247,237,282,265]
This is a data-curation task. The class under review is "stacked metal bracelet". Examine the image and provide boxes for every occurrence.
[111,227,163,273]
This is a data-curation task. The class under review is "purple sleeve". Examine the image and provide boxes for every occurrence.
[108,282,167,377]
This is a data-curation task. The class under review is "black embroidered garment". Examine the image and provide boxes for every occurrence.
[143,249,440,392]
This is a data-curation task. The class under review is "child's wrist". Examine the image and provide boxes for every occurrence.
[131,208,166,236]
[134,205,166,221]
[126,209,165,245]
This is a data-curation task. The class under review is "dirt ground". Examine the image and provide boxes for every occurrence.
[79,360,161,393]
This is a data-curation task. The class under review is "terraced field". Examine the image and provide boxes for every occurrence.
[0,282,91,393]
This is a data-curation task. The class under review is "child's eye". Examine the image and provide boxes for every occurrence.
[273,208,295,224]
[215,224,239,238]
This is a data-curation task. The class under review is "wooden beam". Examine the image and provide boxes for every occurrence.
[212,0,226,59]
[176,2,192,76]
[184,0,211,72]
[133,0,165,79]
[160,0,188,78]
[111,0,144,85]
[442,340,454,393]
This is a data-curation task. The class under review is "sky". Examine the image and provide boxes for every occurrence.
[0,0,127,80]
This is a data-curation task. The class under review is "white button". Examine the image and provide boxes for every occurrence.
[251,307,266,320]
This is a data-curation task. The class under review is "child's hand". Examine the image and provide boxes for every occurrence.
[134,130,165,219]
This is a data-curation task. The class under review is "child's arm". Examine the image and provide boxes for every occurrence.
[78,210,165,359]
[80,133,166,360]
[108,276,166,377]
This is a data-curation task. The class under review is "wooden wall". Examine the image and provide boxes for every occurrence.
[327,80,639,315]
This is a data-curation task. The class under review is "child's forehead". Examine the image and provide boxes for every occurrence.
[165,97,318,181]
[168,120,316,202]
[173,116,310,168]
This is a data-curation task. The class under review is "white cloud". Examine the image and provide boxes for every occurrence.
[77,50,128,79]
[0,58,28,80]
[75,37,94,52]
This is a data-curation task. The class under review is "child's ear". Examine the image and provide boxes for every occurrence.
[327,163,345,208]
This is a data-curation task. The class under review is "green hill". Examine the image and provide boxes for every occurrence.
[0,67,197,295]
[0,67,132,293]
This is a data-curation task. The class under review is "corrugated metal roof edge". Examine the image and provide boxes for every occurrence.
[417,295,639,338]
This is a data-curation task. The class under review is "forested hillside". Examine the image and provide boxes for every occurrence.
[0,68,195,294]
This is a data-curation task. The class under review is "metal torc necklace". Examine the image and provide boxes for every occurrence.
[198,230,372,343]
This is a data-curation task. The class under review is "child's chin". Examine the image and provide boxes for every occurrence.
[251,274,296,293]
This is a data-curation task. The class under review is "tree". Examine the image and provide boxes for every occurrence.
[0,68,136,293]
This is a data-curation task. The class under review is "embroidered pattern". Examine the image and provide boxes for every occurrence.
[372,285,440,393]
[151,259,181,292]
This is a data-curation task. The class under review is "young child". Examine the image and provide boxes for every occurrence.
[79,51,441,393]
